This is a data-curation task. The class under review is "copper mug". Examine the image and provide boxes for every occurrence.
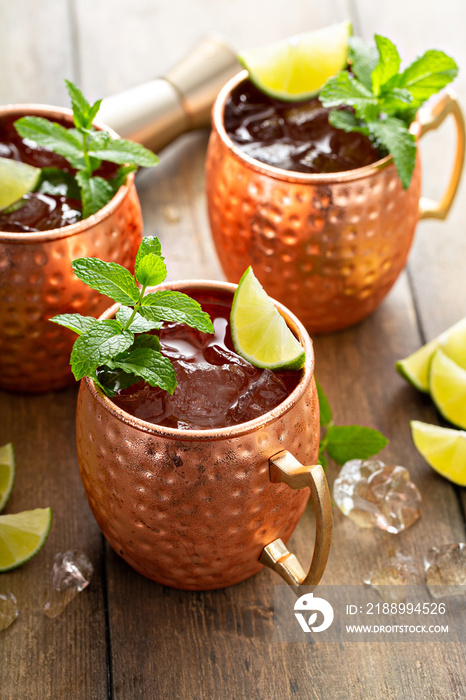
[206,71,465,333]
[0,105,143,393]
[76,280,332,591]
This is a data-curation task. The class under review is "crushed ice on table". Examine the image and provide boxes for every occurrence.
[333,459,422,534]
[43,550,93,619]
[364,553,420,603]
[424,543,466,599]
[0,592,18,631]
[228,369,288,424]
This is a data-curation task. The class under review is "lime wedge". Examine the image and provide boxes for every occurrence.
[230,267,305,370]
[0,443,15,514]
[0,507,52,572]
[396,316,466,392]
[411,420,466,486]
[0,155,41,210]
[238,21,352,101]
[429,349,466,429]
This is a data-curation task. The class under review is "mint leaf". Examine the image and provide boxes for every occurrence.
[137,237,163,259]
[316,379,332,427]
[50,237,214,397]
[328,110,370,135]
[110,164,138,192]
[116,306,162,333]
[348,36,379,90]
[75,171,114,218]
[135,237,163,268]
[87,138,160,167]
[14,116,83,163]
[371,35,401,96]
[368,117,416,189]
[95,366,140,394]
[65,79,101,130]
[111,348,177,394]
[86,131,111,152]
[70,320,134,380]
[318,445,328,471]
[326,425,389,465]
[135,253,167,287]
[140,290,214,334]
[16,80,159,218]
[131,333,161,351]
[72,257,140,305]
[395,49,458,108]
[321,35,458,190]
[36,168,81,199]
[377,88,413,115]
[50,313,98,335]
[320,72,378,120]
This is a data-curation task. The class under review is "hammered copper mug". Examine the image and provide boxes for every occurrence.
[206,71,465,333]
[76,280,332,591]
[0,105,143,393]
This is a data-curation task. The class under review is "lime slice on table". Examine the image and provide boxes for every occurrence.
[0,443,16,513]
[395,316,466,392]
[411,420,466,486]
[238,21,352,101]
[429,349,466,429]
[0,155,41,210]
[0,507,52,572]
[230,267,305,370]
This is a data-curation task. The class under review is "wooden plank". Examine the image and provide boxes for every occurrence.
[353,0,466,339]
[355,0,466,564]
[72,0,351,100]
[0,0,76,105]
[0,388,108,700]
[0,3,108,698]
[135,131,224,282]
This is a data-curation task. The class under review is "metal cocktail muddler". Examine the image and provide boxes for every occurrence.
[98,34,239,150]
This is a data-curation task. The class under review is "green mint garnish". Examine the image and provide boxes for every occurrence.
[51,237,214,395]
[317,379,388,468]
[14,80,159,218]
[320,35,458,189]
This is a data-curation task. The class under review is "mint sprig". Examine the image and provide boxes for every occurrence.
[51,237,214,395]
[316,380,388,469]
[320,35,458,189]
[14,80,159,218]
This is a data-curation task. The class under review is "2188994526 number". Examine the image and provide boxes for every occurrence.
[363,602,447,615]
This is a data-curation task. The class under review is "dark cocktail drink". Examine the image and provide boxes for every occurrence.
[107,291,301,430]
[223,78,380,174]
[0,115,82,232]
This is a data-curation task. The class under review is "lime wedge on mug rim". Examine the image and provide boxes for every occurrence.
[230,267,305,370]
[0,507,53,572]
[0,443,15,513]
[396,316,466,392]
[411,420,466,486]
[0,155,41,210]
[238,21,352,101]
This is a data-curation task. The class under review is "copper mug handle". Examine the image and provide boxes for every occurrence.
[259,450,333,587]
[418,89,465,220]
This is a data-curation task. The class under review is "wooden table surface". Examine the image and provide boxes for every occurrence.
[1,1,465,698]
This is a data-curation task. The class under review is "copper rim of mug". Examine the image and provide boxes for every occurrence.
[212,70,421,185]
[0,103,136,244]
[83,279,316,442]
